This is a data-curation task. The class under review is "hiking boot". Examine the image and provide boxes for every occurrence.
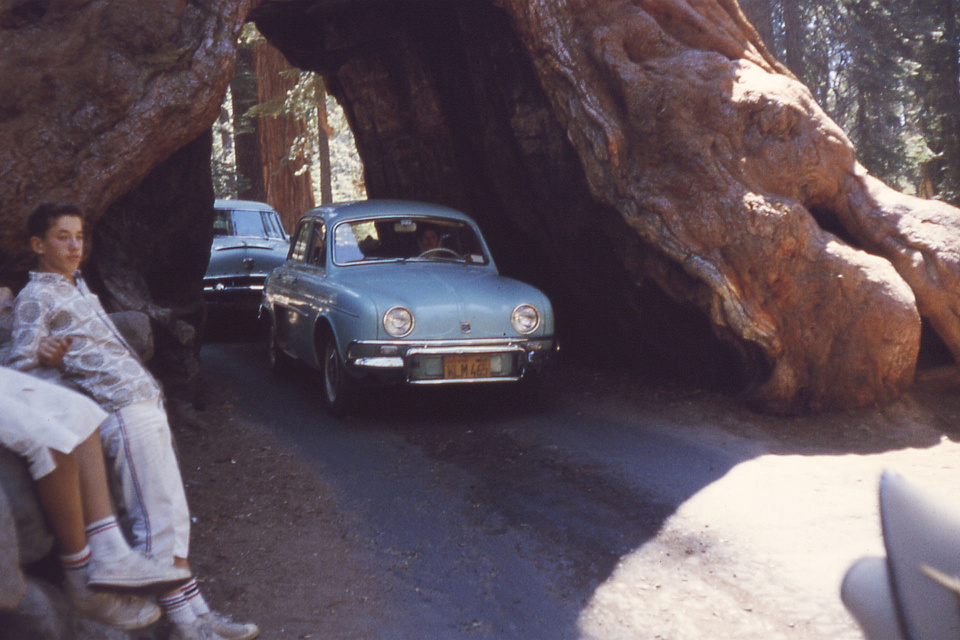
[68,586,161,630]
[88,547,192,589]
[197,611,260,640]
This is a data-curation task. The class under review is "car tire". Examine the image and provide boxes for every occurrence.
[322,338,355,417]
[267,318,294,375]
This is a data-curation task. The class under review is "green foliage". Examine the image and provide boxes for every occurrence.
[745,0,960,204]
[210,24,365,204]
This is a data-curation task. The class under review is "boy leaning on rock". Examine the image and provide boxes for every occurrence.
[6,203,258,640]
[2,291,189,630]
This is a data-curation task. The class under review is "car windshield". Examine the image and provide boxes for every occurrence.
[213,208,287,240]
[333,217,489,265]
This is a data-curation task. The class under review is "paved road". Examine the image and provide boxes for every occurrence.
[200,342,757,639]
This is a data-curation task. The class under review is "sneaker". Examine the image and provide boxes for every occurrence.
[68,587,161,631]
[88,547,192,589]
[198,611,260,640]
[170,620,230,640]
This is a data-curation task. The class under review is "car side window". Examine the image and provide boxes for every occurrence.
[289,220,312,263]
[262,211,288,240]
[308,222,326,267]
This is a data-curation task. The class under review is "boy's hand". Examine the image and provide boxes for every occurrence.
[38,336,72,367]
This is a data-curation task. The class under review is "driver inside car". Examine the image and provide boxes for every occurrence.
[417,226,441,253]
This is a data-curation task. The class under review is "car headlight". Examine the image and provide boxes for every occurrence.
[383,307,414,337]
[511,304,540,335]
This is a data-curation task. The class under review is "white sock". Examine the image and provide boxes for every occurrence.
[181,578,211,615]
[60,546,92,593]
[159,589,198,625]
[84,516,130,559]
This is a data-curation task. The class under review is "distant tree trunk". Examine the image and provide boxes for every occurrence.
[923,0,960,204]
[255,43,314,230]
[739,0,774,50]
[782,0,804,82]
[232,42,267,202]
[212,87,240,197]
[317,78,333,205]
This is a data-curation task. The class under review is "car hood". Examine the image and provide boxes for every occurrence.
[334,263,553,340]
[206,237,289,278]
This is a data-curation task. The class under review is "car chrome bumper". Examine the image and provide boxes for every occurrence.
[346,338,555,384]
[203,279,266,310]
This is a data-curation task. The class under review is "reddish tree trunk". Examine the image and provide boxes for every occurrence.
[4,0,960,413]
[0,0,253,252]
[233,42,267,203]
[317,79,333,205]
[490,0,946,411]
[255,42,314,231]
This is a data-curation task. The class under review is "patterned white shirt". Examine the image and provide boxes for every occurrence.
[7,271,161,411]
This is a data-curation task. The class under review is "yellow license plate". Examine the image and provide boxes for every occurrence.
[443,355,491,379]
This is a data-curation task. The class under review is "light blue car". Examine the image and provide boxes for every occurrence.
[260,200,556,415]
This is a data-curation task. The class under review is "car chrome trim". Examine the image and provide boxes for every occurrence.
[353,357,405,369]
[405,344,526,356]
[213,243,282,251]
[409,376,522,385]
[351,338,544,349]
[383,306,415,337]
[203,284,265,292]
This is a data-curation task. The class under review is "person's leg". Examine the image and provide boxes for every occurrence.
[63,429,191,587]
[98,398,191,563]
[72,429,114,523]
[33,448,167,630]
[34,449,86,555]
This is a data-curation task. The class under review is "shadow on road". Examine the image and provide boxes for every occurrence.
[195,335,960,639]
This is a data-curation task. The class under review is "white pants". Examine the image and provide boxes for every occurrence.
[98,396,190,563]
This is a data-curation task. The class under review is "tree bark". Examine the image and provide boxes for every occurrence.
[926,0,960,203]
[255,42,315,231]
[317,78,333,205]
[782,0,804,82]
[233,41,268,202]
[490,0,939,411]
[0,0,253,254]
[3,0,960,413]
[86,133,215,404]
[738,0,774,51]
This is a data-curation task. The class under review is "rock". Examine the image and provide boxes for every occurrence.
[109,310,155,362]
[0,579,68,640]
[0,480,27,611]
[0,448,53,567]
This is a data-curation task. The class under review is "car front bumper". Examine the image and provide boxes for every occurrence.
[203,276,266,311]
[346,338,555,384]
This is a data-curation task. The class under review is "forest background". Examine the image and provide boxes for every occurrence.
[211,0,960,233]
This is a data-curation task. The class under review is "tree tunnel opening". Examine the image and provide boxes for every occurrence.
[237,0,755,393]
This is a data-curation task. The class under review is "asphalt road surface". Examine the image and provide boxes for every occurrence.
[198,342,960,639]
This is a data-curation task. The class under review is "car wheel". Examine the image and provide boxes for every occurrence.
[322,338,355,417]
[266,318,293,375]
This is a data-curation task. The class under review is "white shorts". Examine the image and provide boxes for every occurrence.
[0,367,106,480]
[98,396,191,563]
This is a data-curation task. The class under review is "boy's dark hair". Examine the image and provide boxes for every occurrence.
[26,202,84,240]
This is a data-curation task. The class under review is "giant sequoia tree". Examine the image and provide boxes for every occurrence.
[493,0,960,412]
[1,0,959,413]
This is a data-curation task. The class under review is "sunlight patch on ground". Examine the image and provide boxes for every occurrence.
[577,437,960,640]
